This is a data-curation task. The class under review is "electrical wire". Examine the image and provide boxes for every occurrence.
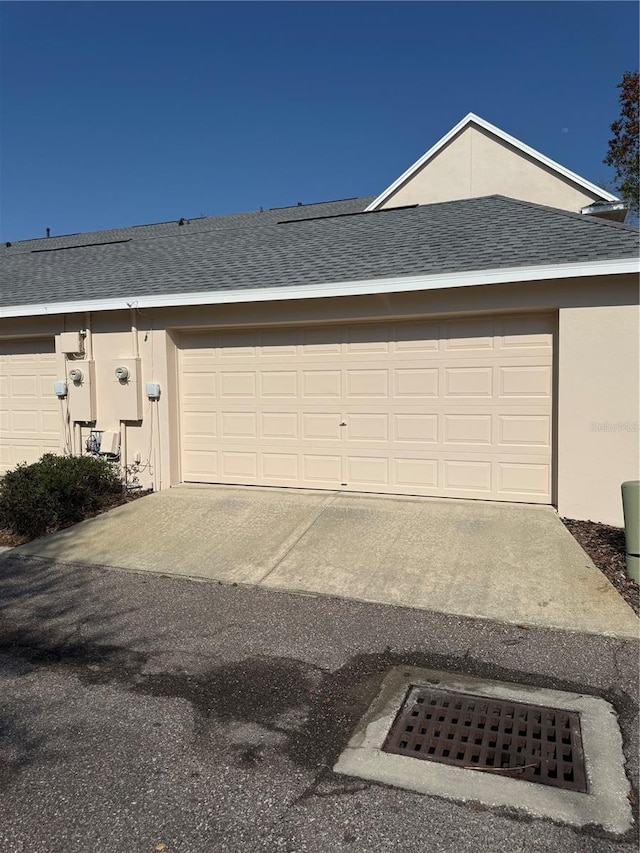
[155,396,162,490]
[59,396,73,455]
[123,305,157,486]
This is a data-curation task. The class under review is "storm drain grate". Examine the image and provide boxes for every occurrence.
[382,686,588,792]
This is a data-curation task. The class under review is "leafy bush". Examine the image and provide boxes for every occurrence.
[0,454,124,539]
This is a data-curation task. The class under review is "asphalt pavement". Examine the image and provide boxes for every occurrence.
[0,552,638,853]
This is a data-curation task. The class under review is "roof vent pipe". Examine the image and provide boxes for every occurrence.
[46,227,50,238]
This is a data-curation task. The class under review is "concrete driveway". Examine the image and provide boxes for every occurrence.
[14,484,639,638]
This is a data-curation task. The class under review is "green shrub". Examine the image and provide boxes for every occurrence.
[0,454,124,538]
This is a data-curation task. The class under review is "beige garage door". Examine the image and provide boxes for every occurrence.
[0,338,60,472]
[179,314,553,503]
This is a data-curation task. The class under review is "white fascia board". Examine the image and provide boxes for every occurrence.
[1,258,637,320]
[366,112,619,211]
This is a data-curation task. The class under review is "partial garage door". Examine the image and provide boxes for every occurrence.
[179,315,553,503]
[0,338,59,471]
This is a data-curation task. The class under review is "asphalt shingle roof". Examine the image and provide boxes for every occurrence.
[0,195,637,310]
[2,197,374,254]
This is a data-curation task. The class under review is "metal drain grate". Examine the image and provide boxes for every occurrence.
[382,686,588,792]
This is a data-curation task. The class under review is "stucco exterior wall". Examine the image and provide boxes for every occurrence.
[379,125,602,212]
[82,313,174,493]
[557,304,640,526]
[0,274,637,524]
[0,312,172,493]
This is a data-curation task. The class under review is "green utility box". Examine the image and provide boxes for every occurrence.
[621,480,640,583]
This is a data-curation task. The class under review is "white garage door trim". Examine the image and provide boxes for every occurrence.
[178,314,554,503]
[0,337,60,471]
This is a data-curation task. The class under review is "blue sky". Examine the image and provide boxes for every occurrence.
[1,1,637,241]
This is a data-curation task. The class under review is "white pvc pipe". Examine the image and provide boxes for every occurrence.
[84,312,93,359]
[130,307,139,358]
[120,421,127,482]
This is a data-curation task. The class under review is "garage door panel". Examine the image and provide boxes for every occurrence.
[499,365,552,397]
[220,412,257,438]
[394,368,438,397]
[346,369,389,398]
[444,414,492,445]
[1,340,50,357]
[498,462,550,496]
[0,339,59,471]
[302,370,341,398]
[0,443,41,468]
[444,318,496,350]
[259,327,299,356]
[394,414,438,443]
[302,413,342,441]
[347,455,389,486]
[444,459,492,492]
[221,451,258,478]
[395,321,440,352]
[39,373,57,398]
[261,371,298,397]
[177,331,213,349]
[500,315,554,347]
[301,327,343,355]
[498,414,551,447]
[179,315,554,502]
[261,412,298,440]
[12,410,43,433]
[302,454,342,484]
[395,457,439,488]
[220,371,256,398]
[346,324,391,353]
[183,411,218,438]
[219,330,256,356]
[444,366,493,397]
[181,370,217,398]
[346,414,389,442]
[261,453,299,480]
[183,449,219,479]
[10,443,48,466]
[12,375,40,397]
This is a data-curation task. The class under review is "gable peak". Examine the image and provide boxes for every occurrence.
[366,114,618,212]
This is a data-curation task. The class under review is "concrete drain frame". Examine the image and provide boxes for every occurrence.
[334,667,633,835]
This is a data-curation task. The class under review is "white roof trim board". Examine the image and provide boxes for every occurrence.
[365,113,619,212]
[1,257,636,319]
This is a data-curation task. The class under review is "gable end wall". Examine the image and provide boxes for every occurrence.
[380,125,603,212]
